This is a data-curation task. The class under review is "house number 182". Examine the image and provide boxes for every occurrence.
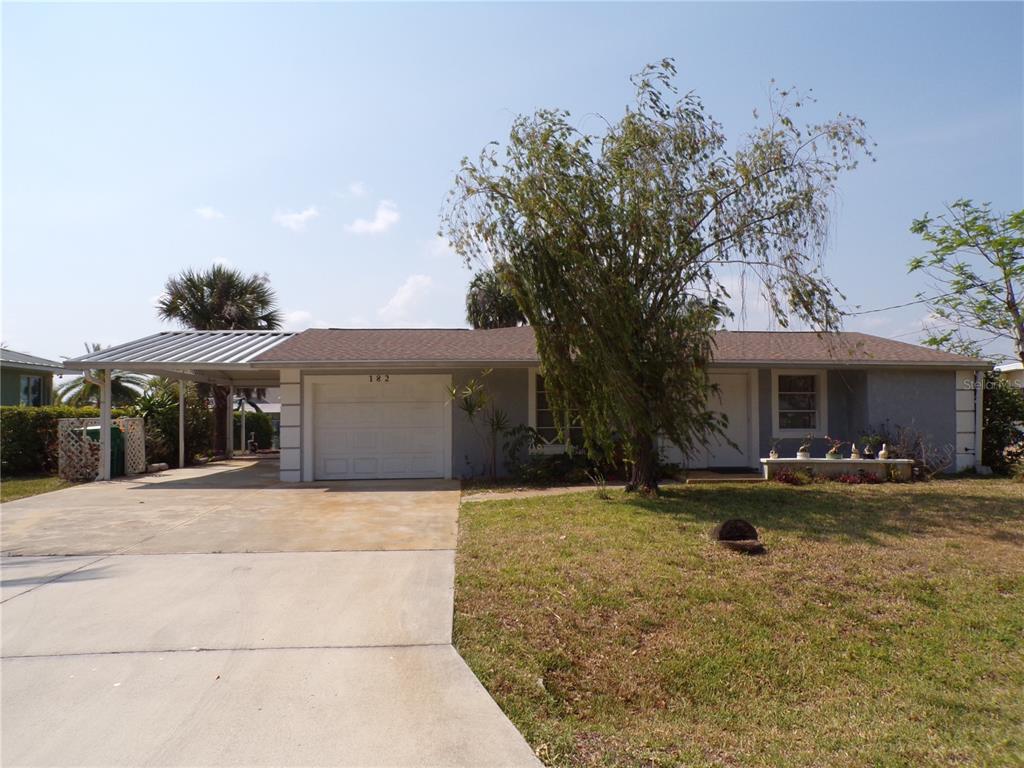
[369,374,390,383]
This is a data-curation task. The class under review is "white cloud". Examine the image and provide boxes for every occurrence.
[427,235,456,260]
[273,206,320,232]
[348,181,367,197]
[283,309,329,331]
[377,274,433,325]
[195,206,225,220]
[346,200,400,235]
[212,257,232,268]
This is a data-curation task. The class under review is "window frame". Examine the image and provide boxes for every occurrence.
[771,368,828,438]
[19,375,43,407]
[527,368,581,454]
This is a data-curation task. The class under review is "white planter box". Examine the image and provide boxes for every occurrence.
[760,458,914,481]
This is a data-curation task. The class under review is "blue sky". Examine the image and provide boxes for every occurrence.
[3,2,1022,362]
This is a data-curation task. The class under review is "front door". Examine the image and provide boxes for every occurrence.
[705,372,751,468]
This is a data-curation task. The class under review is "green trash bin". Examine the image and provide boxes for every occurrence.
[84,425,126,478]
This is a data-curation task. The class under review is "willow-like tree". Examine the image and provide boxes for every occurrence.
[443,60,872,493]
[156,264,281,455]
[466,267,527,329]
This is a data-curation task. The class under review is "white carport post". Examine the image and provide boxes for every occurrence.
[178,379,186,468]
[226,385,234,458]
[240,396,247,454]
[98,369,112,481]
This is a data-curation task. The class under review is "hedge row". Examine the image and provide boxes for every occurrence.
[1,406,129,476]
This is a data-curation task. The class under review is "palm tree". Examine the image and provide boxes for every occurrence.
[466,266,526,329]
[156,265,282,455]
[55,343,147,406]
[157,264,282,331]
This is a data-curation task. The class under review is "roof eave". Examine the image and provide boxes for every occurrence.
[1,361,71,374]
[250,359,542,369]
[711,359,991,369]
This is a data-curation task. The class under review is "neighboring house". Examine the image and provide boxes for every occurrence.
[995,361,1024,389]
[68,327,989,480]
[0,348,67,406]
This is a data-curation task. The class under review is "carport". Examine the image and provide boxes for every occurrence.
[67,331,294,479]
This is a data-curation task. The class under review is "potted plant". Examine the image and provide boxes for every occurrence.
[796,435,812,460]
[825,436,845,459]
[849,443,862,460]
[768,439,780,460]
[859,433,881,458]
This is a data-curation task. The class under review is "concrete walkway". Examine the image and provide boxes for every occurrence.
[1,461,540,767]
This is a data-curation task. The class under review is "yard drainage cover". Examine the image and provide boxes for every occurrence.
[711,518,765,555]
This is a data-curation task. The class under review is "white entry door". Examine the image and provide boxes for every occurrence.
[312,375,450,480]
[660,371,755,469]
[705,372,752,468]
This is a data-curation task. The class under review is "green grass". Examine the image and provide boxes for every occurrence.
[454,479,1024,767]
[0,475,73,503]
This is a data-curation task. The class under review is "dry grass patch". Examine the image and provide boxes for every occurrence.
[0,475,72,503]
[454,479,1023,767]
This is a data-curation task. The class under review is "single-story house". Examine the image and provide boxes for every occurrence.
[0,348,68,406]
[68,327,988,481]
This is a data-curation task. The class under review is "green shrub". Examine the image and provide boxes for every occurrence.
[129,382,214,466]
[0,405,128,476]
[982,373,1024,474]
[233,410,274,450]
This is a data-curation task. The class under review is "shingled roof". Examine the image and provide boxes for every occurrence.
[253,327,538,366]
[252,327,985,368]
[710,331,985,367]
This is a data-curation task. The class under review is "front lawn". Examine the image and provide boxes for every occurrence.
[0,475,72,503]
[454,480,1024,767]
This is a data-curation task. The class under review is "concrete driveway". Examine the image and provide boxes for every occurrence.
[1,460,539,767]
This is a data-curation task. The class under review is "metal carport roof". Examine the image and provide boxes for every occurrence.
[66,330,295,387]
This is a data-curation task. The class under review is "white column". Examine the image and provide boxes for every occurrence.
[98,369,112,481]
[226,385,234,458]
[240,396,247,454]
[279,369,302,482]
[178,379,186,468]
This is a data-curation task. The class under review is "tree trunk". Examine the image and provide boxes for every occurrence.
[626,430,659,495]
[212,386,228,456]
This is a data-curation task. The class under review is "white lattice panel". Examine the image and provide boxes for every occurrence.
[120,417,146,475]
[58,417,146,481]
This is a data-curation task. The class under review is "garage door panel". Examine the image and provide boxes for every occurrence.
[313,376,449,480]
[379,454,443,477]
[351,457,380,476]
[321,457,351,476]
[315,429,379,452]
[379,428,444,452]
[317,403,381,429]
[379,405,444,429]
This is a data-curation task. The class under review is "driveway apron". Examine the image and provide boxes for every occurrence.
[1,460,539,767]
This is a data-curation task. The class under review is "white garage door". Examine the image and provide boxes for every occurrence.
[312,375,450,480]
[661,372,754,469]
